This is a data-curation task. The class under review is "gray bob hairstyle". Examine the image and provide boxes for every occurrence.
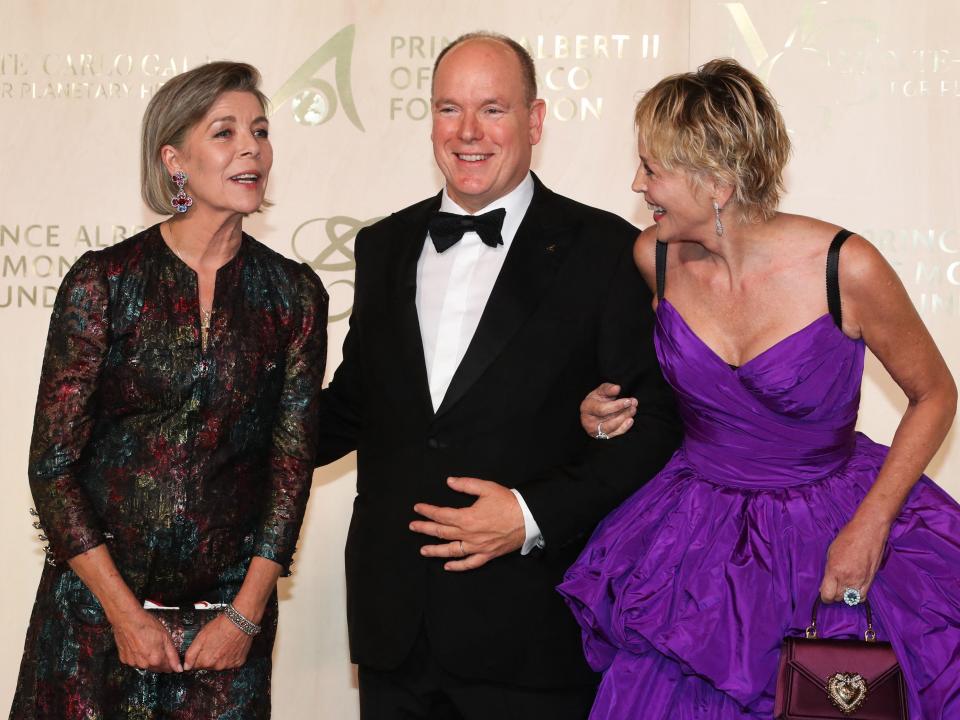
[140,61,269,215]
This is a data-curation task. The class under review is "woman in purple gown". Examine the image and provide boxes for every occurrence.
[560,58,960,718]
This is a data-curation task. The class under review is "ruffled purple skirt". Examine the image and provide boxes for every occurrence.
[559,435,960,719]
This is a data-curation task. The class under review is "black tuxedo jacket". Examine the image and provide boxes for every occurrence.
[316,175,681,689]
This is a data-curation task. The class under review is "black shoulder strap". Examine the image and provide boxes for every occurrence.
[826,229,854,328]
[655,240,668,301]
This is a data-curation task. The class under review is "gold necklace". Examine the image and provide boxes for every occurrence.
[169,232,215,352]
[199,309,213,353]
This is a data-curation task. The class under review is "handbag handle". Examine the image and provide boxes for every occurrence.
[804,597,877,643]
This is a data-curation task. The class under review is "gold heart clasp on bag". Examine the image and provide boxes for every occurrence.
[827,672,868,715]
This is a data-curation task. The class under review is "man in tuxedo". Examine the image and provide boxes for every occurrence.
[315,32,681,719]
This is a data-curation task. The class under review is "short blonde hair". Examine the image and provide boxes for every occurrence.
[635,58,789,222]
[140,61,269,215]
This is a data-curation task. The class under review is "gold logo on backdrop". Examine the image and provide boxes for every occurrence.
[722,3,960,107]
[0,223,142,309]
[387,33,638,123]
[723,1,806,80]
[723,2,877,82]
[290,216,382,321]
[271,25,364,130]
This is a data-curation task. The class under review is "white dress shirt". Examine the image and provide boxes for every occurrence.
[416,173,544,554]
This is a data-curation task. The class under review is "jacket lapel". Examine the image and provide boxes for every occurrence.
[395,193,440,419]
[435,176,573,418]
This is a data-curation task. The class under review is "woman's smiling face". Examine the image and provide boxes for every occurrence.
[631,144,715,242]
[164,90,273,218]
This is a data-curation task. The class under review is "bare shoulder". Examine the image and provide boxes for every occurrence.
[773,215,902,331]
[632,226,659,292]
[835,232,908,338]
[775,213,843,247]
[831,231,900,304]
[832,229,952,409]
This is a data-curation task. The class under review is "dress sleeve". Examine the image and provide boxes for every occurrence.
[28,251,111,563]
[254,265,328,574]
[314,227,368,466]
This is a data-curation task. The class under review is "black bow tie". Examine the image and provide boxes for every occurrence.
[428,208,507,253]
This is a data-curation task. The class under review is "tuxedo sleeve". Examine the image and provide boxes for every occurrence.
[314,228,369,466]
[519,237,682,550]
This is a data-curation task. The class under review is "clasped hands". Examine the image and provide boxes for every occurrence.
[410,476,526,571]
[111,605,254,673]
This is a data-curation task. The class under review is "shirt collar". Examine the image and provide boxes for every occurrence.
[438,172,534,247]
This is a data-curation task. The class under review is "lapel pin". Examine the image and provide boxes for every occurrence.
[545,243,557,253]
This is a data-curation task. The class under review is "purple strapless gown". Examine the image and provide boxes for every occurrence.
[559,299,960,719]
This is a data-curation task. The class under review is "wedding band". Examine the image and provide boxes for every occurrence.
[459,541,466,556]
[843,587,862,606]
[596,422,609,440]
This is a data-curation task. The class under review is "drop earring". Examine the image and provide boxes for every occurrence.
[713,199,724,237]
[171,170,193,214]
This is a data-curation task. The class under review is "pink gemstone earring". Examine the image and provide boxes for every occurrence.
[171,170,193,214]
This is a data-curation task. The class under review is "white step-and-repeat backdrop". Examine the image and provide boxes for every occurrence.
[3,2,958,716]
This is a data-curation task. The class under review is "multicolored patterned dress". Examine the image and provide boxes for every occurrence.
[10,225,327,719]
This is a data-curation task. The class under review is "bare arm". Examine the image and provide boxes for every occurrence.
[845,236,956,518]
[820,234,957,602]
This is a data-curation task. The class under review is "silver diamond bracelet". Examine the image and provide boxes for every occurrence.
[224,602,261,636]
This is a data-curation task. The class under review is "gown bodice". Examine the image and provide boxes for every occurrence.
[655,298,866,488]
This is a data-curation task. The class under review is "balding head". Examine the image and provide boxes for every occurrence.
[432,32,538,106]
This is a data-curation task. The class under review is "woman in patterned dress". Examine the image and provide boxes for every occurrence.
[11,62,328,719]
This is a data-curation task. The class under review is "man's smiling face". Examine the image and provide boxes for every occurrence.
[431,39,545,213]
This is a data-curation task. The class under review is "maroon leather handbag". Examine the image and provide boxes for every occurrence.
[774,598,906,719]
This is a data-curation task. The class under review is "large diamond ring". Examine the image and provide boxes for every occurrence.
[596,422,609,440]
[843,587,862,606]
